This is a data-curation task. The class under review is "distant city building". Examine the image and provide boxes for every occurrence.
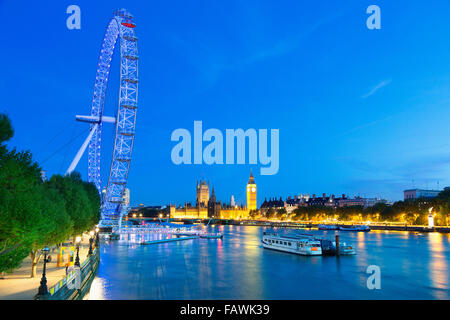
[363,197,388,207]
[122,188,130,206]
[260,197,285,215]
[337,196,386,208]
[263,193,388,214]
[130,205,163,218]
[404,189,441,201]
[230,195,235,207]
[170,173,253,220]
[208,187,220,218]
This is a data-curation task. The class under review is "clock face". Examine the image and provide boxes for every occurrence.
[252,187,256,192]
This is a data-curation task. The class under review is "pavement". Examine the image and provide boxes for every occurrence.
[0,234,94,300]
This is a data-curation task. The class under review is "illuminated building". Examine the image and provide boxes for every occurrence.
[246,171,257,211]
[170,174,254,220]
[196,180,210,206]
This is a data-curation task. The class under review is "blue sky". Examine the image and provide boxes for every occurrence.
[2,1,450,206]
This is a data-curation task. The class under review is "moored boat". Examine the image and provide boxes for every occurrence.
[293,233,356,256]
[339,225,370,232]
[334,241,356,255]
[318,224,339,230]
[261,232,322,256]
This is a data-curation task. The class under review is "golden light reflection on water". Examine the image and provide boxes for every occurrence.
[428,233,449,298]
[87,277,106,300]
[243,227,264,296]
[356,232,366,250]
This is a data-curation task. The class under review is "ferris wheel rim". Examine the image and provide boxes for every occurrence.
[87,9,138,221]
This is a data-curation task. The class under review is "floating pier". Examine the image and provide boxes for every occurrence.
[140,236,197,245]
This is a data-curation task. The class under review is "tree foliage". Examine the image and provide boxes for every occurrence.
[0,113,100,274]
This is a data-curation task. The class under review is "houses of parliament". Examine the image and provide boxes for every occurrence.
[169,172,257,219]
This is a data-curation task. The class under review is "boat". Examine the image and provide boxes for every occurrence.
[261,232,322,256]
[293,233,356,256]
[333,241,356,255]
[315,238,336,255]
[318,224,339,230]
[339,225,370,232]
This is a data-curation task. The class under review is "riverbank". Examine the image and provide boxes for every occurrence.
[0,234,93,300]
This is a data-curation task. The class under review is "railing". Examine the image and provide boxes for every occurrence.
[34,248,100,300]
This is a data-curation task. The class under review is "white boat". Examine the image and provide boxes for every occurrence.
[261,232,322,256]
[332,241,356,255]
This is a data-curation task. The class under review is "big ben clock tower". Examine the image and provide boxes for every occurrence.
[247,171,257,211]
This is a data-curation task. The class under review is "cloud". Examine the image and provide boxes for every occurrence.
[162,10,347,93]
[362,79,392,99]
[338,153,450,200]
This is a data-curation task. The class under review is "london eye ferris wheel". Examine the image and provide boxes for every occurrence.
[66,9,138,226]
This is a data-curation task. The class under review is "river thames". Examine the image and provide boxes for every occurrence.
[87,225,450,300]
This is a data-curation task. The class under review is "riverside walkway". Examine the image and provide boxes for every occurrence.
[0,234,93,300]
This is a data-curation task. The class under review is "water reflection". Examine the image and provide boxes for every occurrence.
[428,233,449,298]
[91,226,450,300]
[86,277,106,300]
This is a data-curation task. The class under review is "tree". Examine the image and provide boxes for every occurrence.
[265,208,276,219]
[248,210,260,220]
[0,148,43,274]
[29,183,74,277]
[81,179,101,227]
[0,113,100,275]
[0,113,13,145]
[47,173,94,236]
[277,208,287,220]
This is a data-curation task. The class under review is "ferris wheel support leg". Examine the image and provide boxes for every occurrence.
[66,123,99,176]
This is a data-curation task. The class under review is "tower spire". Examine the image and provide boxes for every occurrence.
[248,170,255,184]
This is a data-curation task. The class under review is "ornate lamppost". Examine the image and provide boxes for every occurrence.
[88,231,94,256]
[38,246,50,296]
[74,236,81,267]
